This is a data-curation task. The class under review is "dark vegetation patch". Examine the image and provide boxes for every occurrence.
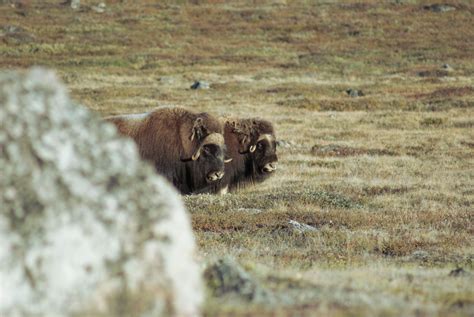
[61,57,131,68]
[297,99,410,112]
[405,252,474,268]
[423,100,474,112]
[72,86,160,102]
[190,202,441,235]
[412,86,474,100]
[307,160,342,169]
[416,69,451,78]
[262,188,361,209]
[452,120,474,128]
[362,186,411,196]
[420,117,446,127]
[460,141,474,148]
[311,144,397,157]
[185,187,361,217]
[373,234,436,257]
[192,209,337,234]
[276,96,314,109]
[403,145,434,157]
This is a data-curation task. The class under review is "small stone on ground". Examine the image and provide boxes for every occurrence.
[191,81,210,89]
[289,220,317,233]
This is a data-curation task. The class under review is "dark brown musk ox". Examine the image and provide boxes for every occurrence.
[104,107,231,195]
[210,118,278,194]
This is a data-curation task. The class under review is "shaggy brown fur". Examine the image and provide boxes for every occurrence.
[105,107,227,194]
[210,118,278,194]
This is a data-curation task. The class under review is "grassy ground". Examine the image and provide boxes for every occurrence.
[1,1,473,316]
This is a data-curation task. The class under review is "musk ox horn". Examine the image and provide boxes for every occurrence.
[257,134,273,143]
[200,133,225,147]
[238,144,255,154]
[224,158,233,163]
[181,147,202,162]
[238,134,273,155]
[191,151,200,161]
[181,133,225,162]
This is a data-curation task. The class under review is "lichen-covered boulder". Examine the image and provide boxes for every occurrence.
[0,68,202,316]
[204,258,271,303]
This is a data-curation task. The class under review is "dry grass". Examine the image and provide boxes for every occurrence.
[1,0,473,316]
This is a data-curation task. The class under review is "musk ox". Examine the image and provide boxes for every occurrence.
[105,107,230,194]
[211,118,278,194]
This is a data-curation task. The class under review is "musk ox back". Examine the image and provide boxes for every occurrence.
[212,118,278,194]
[105,107,228,194]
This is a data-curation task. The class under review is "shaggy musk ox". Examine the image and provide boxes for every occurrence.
[105,107,230,194]
[212,118,278,194]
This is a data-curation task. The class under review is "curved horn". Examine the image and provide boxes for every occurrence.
[181,133,225,162]
[224,158,233,163]
[181,148,201,162]
[238,144,255,155]
[191,151,200,161]
[257,134,273,143]
[239,134,273,155]
[200,133,225,146]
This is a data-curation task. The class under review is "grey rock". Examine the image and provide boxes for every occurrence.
[0,68,202,317]
[62,0,80,10]
[288,220,317,233]
[92,2,106,13]
[424,4,456,12]
[71,0,80,10]
[449,268,470,277]
[191,81,210,90]
[442,63,453,71]
[204,258,272,303]
[3,25,23,33]
[411,250,429,261]
[1,25,35,43]
[346,88,364,97]
[276,139,296,149]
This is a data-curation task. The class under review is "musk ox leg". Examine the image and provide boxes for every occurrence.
[218,185,229,195]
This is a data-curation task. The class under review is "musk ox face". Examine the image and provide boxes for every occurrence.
[200,142,226,183]
[240,133,277,180]
[230,118,278,181]
[189,133,227,184]
[180,116,230,187]
[252,133,278,175]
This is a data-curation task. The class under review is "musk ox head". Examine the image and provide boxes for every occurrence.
[230,118,278,180]
[180,114,230,185]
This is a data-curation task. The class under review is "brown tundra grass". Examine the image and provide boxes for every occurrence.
[1,1,473,316]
